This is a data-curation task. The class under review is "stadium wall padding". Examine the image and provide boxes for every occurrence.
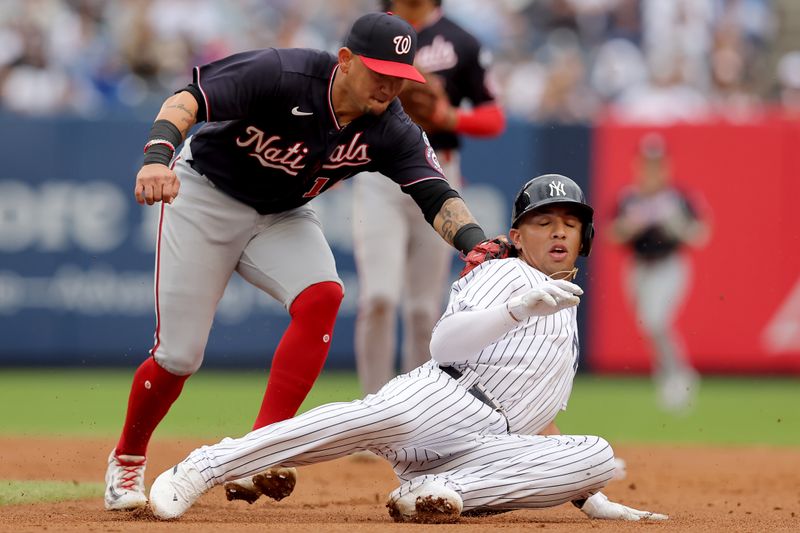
[3,114,796,373]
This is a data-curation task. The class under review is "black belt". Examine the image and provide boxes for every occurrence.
[440,365,500,411]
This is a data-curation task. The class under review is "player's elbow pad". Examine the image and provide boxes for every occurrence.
[404,179,460,225]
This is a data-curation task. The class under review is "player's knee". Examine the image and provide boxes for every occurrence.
[406,307,439,334]
[153,351,202,376]
[291,281,343,318]
[593,436,615,469]
[360,295,395,320]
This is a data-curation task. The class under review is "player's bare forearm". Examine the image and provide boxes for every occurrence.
[433,197,479,245]
[156,92,199,139]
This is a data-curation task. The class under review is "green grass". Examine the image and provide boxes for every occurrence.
[0,480,104,505]
[0,368,361,439]
[0,369,797,445]
[557,375,799,445]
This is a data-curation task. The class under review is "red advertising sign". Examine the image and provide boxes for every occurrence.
[589,118,800,373]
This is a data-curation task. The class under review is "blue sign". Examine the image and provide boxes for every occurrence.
[0,115,590,368]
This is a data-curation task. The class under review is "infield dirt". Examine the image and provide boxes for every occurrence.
[1,437,798,532]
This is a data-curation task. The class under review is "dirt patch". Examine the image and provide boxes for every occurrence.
[0,437,798,532]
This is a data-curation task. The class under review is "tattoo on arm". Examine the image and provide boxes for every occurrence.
[435,198,477,244]
[166,103,194,117]
[165,103,195,134]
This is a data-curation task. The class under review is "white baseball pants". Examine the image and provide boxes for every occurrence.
[186,361,615,512]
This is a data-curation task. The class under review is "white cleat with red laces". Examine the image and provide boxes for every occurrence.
[104,450,147,511]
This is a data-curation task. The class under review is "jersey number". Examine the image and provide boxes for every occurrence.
[303,177,330,198]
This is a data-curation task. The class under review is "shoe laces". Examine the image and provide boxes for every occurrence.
[115,459,145,491]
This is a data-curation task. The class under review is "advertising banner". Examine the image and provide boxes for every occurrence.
[1,117,566,368]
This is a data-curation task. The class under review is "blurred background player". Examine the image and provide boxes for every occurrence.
[352,0,506,395]
[610,133,711,412]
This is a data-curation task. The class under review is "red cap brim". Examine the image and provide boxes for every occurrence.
[358,55,426,83]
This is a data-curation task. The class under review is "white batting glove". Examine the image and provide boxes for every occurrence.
[579,492,668,521]
[507,280,583,321]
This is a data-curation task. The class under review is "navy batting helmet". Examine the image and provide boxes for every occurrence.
[511,174,595,256]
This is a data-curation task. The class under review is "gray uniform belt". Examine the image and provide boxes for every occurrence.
[440,365,503,412]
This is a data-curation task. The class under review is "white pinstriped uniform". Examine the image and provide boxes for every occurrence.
[184,258,615,512]
[440,258,580,436]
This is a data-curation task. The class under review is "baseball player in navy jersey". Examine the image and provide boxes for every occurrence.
[611,133,710,411]
[146,174,668,524]
[104,12,496,512]
[353,0,505,395]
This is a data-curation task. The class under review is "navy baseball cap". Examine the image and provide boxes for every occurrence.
[344,12,425,83]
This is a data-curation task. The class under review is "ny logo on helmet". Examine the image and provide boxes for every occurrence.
[549,181,566,197]
[394,35,412,55]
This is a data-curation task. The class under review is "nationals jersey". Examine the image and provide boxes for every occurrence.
[187,48,447,214]
[434,258,580,435]
[414,12,497,151]
[615,185,700,261]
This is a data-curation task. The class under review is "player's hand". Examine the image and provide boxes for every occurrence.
[426,75,457,131]
[506,279,583,321]
[135,164,181,205]
[579,492,668,521]
[398,72,455,133]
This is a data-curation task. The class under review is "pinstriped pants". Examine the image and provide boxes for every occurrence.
[188,361,615,511]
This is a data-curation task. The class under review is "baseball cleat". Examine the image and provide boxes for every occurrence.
[224,475,262,504]
[149,460,209,520]
[104,450,147,511]
[657,370,699,413]
[387,481,463,523]
[224,466,297,503]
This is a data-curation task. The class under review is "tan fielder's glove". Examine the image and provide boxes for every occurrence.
[398,72,454,133]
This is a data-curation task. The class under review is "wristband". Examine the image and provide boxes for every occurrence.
[453,223,486,255]
[143,119,182,166]
[143,143,174,166]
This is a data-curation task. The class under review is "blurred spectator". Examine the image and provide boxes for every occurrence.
[0,23,74,114]
[708,23,764,122]
[0,0,783,120]
[611,58,711,124]
[609,133,711,412]
[535,29,599,123]
[777,51,800,117]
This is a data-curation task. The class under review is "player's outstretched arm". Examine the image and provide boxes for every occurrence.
[135,92,199,206]
[430,280,583,364]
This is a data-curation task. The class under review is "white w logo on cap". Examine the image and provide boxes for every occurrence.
[394,35,412,55]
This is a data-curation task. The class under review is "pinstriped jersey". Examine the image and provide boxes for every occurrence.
[434,258,579,435]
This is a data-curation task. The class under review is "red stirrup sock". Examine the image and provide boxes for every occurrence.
[115,357,189,457]
[252,281,343,429]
